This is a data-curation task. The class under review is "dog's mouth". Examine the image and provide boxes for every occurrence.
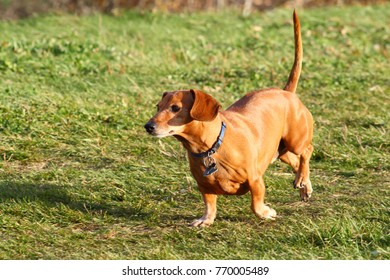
[156,130,175,138]
[148,130,175,138]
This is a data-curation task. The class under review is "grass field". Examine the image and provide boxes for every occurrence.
[0,4,389,260]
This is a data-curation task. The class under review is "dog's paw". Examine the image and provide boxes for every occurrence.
[294,177,312,202]
[263,207,277,220]
[255,205,277,220]
[190,217,214,227]
[300,190,310,202]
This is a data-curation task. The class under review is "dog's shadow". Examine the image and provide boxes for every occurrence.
[0,181,258,226]
[0,181,151,221]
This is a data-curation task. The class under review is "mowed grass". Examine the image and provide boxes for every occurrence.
[0,5,389,259]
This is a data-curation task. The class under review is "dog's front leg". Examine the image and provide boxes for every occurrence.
[191,192,217,227]
[249,176,277,220]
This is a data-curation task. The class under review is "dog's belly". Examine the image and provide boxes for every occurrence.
[220,180,250,195]
[196,176,250,195]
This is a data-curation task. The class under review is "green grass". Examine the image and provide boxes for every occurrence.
[0,5,389,259]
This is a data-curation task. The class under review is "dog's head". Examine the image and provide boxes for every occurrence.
[144,89,221,138]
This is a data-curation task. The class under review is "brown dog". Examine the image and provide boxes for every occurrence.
[145,10,313,227]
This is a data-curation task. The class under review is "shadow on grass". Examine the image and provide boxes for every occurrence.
[0,181,151,221]
[0,181,260,226]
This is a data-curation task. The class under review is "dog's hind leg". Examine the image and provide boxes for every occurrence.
[277,140,300,172]
[279,151,300,173]
[293,144,313,201]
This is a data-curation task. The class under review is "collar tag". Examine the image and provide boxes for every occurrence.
[203,156,218,177]
[204,162,218,176]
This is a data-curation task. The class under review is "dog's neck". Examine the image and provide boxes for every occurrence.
[174,115,224,155]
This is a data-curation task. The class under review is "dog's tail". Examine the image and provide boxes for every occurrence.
[284,10,302,94]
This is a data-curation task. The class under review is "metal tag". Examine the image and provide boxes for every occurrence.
[203,162,218,176]
[202,156,218,177]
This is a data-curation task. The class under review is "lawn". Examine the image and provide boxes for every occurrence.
[0,4,389,259]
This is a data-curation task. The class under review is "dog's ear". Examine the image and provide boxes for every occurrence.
[190,89,221,122]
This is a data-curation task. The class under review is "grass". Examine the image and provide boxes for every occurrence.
[0,4,389,260]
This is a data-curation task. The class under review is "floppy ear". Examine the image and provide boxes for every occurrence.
[190,89,221,122]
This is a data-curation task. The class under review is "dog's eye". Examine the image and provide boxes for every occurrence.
[170,105,181,113]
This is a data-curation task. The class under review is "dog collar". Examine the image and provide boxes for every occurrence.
[191,122,226,159]
[191,122,226,177]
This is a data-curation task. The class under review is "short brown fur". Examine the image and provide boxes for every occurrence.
[145,10,313,227]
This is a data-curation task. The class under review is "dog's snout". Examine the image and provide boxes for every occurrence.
[144,121,156,134]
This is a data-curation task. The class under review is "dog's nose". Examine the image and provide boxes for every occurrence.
[144,121,156,134]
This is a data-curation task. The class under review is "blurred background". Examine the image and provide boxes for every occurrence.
[0,0,387,19]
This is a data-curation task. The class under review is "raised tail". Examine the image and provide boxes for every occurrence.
[284,10,302,93]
